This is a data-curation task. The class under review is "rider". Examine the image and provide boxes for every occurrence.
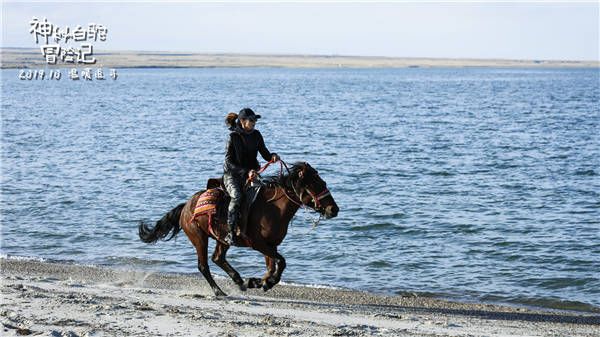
[223,108,279,245]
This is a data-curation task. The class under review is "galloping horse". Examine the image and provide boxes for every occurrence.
[138,162,339,296]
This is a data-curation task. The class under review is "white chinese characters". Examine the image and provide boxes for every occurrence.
[29,17,108,65]
[40,44,96,64]
[19,68,118,81]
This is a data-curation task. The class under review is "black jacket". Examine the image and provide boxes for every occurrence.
[223,124,275,177]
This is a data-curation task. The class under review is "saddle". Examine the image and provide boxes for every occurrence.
[193,178,261,244]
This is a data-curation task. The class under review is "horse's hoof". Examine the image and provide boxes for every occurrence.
[238,283,247,292]
[214,289,227,297]
[262,280,274,292]
[245,278,262,289]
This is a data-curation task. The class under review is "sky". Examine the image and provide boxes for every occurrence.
[2,1,599,61]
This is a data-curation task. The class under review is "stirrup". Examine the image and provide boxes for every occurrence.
[224,232,234,245]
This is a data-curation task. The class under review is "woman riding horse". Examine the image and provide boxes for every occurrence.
[223,108,279,245]
[138,109,339,296]
[139,161,338,296]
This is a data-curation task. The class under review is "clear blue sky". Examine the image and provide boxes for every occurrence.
[2,1,598,61]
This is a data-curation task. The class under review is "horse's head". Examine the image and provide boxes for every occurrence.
[289,162,339,219]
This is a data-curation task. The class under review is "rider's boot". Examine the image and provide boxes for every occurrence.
[224,208,239,246]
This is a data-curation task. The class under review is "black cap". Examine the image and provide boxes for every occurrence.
[238,108,261,121]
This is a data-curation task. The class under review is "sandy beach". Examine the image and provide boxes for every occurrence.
[2,48,599,69]
[1,258,598,337]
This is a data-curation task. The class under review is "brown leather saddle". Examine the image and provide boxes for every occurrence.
[205,177,261,240]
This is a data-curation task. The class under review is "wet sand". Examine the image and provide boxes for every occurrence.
[1,258,598,336]
[2,48,599,69]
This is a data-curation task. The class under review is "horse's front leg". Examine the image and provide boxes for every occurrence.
[260,253,286,291]
[270,253,286,285]
[243,256,272,290]
[211,242,247,291]
[261,256,276,287]
[245,242,282,291]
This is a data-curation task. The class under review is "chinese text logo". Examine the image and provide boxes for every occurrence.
[29,17,108,65]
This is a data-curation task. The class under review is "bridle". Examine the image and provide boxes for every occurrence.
[259,160,330,212]
[299,187,331,210]
[284,163,330,212]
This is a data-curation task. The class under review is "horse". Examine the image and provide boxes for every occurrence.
[138,161,339,296]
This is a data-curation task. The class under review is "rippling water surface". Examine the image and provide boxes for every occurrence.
[2,67,599,311]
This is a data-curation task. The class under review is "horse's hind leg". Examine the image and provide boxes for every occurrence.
[212,242,247,291]
[191,230,227,296]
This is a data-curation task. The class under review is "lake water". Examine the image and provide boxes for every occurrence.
[2,67,599,312]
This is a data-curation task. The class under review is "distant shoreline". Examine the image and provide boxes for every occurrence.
[2,48,598,69]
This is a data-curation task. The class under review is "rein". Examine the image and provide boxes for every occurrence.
[256,159,328,230]
[256,160,329,211]
[257,159,303,207]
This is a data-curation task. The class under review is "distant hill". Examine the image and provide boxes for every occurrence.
[2,48,598,69]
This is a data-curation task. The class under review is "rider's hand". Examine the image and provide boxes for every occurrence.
[248,170,257,180]
[271,154,280,162]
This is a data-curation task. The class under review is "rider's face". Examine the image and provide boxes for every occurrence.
[240,118,256,131]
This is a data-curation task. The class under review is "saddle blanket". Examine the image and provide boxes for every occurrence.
[192,185,262,240]
[192,188,227,239]
[193,188,225,219]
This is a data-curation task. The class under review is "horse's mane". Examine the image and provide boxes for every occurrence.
[261,162,305,188]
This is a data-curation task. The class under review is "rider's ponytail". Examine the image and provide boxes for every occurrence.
[225,112,238,128]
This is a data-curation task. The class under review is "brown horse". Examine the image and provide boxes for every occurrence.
[138,162,339,296]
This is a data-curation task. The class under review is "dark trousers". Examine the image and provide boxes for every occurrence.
[223,173,243,229]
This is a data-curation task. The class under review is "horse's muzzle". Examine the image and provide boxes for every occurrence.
[324,204,339,219]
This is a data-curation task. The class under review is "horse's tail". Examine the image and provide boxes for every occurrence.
[138,202,186,244]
